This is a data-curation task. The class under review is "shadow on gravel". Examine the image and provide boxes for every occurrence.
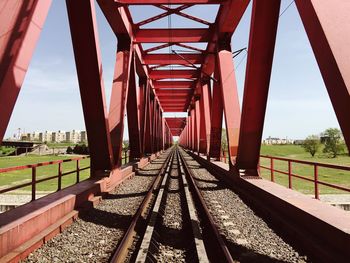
[192,177,220,185]
[79,207,133,230]
[225,240,290,263]
[104,191,149,200]
[138,168,163,171]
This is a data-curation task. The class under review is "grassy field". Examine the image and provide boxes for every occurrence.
[259,145,350,195]
[0,155,90,193]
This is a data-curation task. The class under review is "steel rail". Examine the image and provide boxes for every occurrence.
[177,148,235,263]
[135,148,210,262]
[135,151,175,262]
[176,150,209,262]
[109,148,174,263]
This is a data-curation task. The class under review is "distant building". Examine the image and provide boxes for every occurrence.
[52,130,66,143]
[66,130,81,144]
[39,131,52,142]
[263,136,294,145]
[80,131,87,143]
[293,140,305,145]
[13,129,86,144]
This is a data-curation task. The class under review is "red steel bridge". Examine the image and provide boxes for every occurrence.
[1,0,350,262]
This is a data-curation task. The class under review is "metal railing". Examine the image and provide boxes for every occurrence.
[120,150,130,165]
[0,156,90,201]
[219,151,350,199]
[259,155,350,199]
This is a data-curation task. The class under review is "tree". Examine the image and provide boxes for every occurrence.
[221,128,228,152]
[322,128,345,158]
[302,135,320,157]
[66,146,73,154]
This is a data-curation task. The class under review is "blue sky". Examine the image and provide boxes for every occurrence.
[5,0,340,140]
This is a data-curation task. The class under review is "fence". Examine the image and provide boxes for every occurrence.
[219,151,350,199]
[259,155,350,199]
[0,156,90,201]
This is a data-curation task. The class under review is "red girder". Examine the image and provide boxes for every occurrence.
[134,29,211,43]
[2,0,348,181]
[150,69,199,80]
[153,81,195,89]
[116,0,224,4]
[144,54,203,65]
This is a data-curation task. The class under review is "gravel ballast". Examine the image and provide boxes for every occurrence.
[180,149,309,263]
[23,151,170,263]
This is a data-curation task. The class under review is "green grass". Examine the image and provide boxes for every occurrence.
[259,145,350,195]
[0,155,90,193]
[46,142,79,148]
[0,146,15,156]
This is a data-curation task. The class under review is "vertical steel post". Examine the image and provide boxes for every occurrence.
[271,158,275,182]
[194,96,201,154]
[109,40,132,166]
[209,66,223,159]
[199,82,211,155]
[288,160,292,189]
[31,167,36,201]
[76,159,80,183]
[236,0,281,173]
[127,51,142,161]
[296,0,350,154]
[66,0,114,172]
[0,0,52,143]
[314,164,319,199]
[58,162,62,191]
[217,41,241,166]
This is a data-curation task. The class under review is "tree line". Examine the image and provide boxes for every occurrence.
[302,128,346,158]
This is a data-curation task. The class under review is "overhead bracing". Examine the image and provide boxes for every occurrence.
[0,0,349,178]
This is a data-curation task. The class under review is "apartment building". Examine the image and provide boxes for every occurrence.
[52,130,66,143]
[39,131,52,142]
[66,130,81,144]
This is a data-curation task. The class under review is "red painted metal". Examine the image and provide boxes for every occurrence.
[259,155,350,199]
[150,70,199,80]
[1,0,349,180]
[209,66,223,159]
[144,54,203,65]
[127,53,142,160]
[295,0,350,154]
[236,0,281,172]
[0,156,90,198]
[153,81,195,89]
[199,83,211,154]
[0,0,52,143]
[135,29,210,43]
[109,43,132,166]
[66,0,114,172]
[117,0,223,3]
[217,48,241,166]
[194,97,201,153]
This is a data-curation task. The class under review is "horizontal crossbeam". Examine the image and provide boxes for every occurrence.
[150,69,199,79]
[135,29,210,43]
[144,54,203,65]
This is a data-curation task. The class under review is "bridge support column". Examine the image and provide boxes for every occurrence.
[144,85,152,154]
[217,41,241,167]
[108,39,133,167]
[209,66,223,160]
[236,0,281,174]
[66,0,114,173]
[194,95,201,154]
[295,0,350,153]
[190,107,195,151]
[199,82,211,155]
[127,51,141,161]
[0,0,51,143]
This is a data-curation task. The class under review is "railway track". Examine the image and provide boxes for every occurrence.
[24,147,308,262]
[111,147,232,263]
